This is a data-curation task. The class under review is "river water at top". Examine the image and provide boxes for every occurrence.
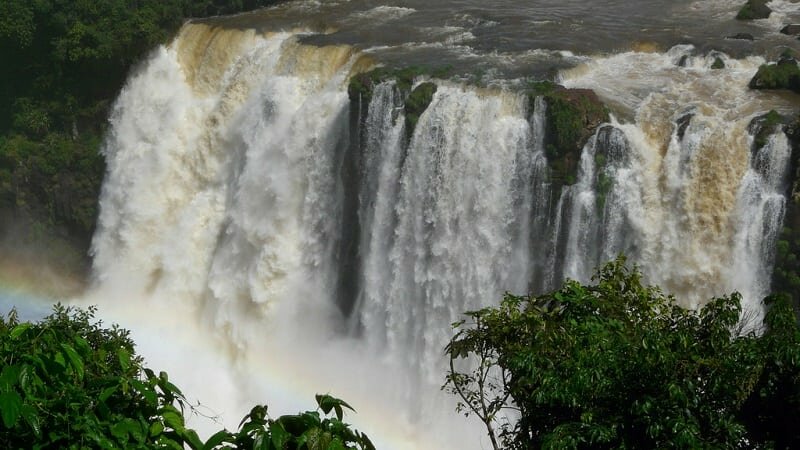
[206,0,800,78]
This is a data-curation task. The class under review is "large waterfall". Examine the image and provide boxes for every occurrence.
[86,19,793,449]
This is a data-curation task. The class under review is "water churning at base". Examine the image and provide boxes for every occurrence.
[90,22,790,448]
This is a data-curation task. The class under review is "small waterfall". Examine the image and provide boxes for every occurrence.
[547,108,790,311]
[527,96,555,293]
[556,134,599,283]
[358,84,535,386]
[730,131,792,320]
[596,126,636,262]
[355,81,406,348]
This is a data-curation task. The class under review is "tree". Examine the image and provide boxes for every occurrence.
[0,0,285,280]
[0,304,206,448]
[206,395,376,450]
[0,304,374,449]
[445,257,800,449]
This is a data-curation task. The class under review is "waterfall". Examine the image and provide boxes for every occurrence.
[93,24,360,345]
[88,22,793,449]
[357,84,534,386]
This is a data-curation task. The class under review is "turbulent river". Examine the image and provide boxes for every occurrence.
[8,0,800,448]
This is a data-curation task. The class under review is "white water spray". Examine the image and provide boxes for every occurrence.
[85,21,794,449]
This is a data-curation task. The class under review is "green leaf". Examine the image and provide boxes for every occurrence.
[9,323,31,340]
[20,404,40,437]
[122,418,145,443]
[328,438,347,450]
[117,348,131,371]
[202,430,233,450]
[17,365,34,392]
[270,421,290,449]
[132,379,157,406]
[53,352,67,369]
[162,410,184,431]
[0,365,20,391]
[0,391,23,428]
[60,343,84,379]
[316,394,354,421]
[111,420,130,442]
[99,386,117,402]
[73,335,91,354]
[149,421,164,438]
[253,431,270,450]
[180,428,204,450]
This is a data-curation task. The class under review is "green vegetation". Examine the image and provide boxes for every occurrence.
[774,223,800,315]
[736,0,772,20]
[4,261,800,449]
[445,257,800,449]
[348,65,452,137]
[751,110,784,151]
[347,65,452,104]
[0,0,280,275]
[0,305,374,449]
[773,230,800,295]
[749,59,800,93]
[526,81,609,190]
[404,82,437,139]
[595,171,614,213]
[711,57,725,70]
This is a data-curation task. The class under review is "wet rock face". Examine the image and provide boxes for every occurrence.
[736,0,772,20]
[748,110,785,153]
[772,115,800,313]
[537,85,608,159]
[675,110,695,142]
[527,82,609,188]
[727,33,755,41]
[404,82,437,138]
[749,57,800,93]
[781,24,800,36]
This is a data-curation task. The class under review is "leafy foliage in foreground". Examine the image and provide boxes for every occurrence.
[207,395,375,450]
[445,257,800,449]
[0,304,202,448]
[0,305,374,449]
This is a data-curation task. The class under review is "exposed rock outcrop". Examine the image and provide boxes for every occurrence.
[772,116,800,314]
[781,24,800,36]
[749,56,800,93]
[404,82,437,139]
[726,33,755,41]
[348,66,450,137]
[736,0,772,20]
[527,81,610,188]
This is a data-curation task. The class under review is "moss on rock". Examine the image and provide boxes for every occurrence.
[347,66,451,103]
[527,81,609,189]
[748,110,784,151]
[773,114,800,316]
[348,65,451,136]
[404,82,437,139]
[749,57,800,93]
[736,0,772,20]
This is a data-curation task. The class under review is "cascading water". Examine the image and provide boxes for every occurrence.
[357,83,538,390]
[559,47,794,317]
[83,17,796,449]
[88,23,488,449]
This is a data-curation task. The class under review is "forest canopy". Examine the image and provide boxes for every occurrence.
[445,258,800,450]
[0,0,281,276]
